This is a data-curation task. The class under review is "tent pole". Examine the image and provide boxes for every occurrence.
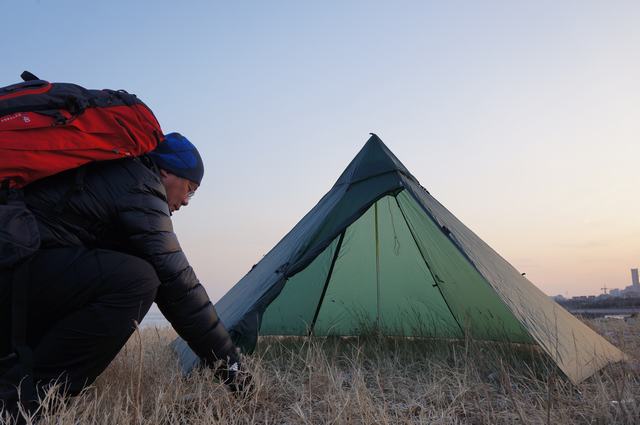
[375,201,381,332]
[393,195,465,336]
[308,231,346,336]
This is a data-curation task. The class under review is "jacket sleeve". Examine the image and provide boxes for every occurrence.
[115,180,238,366]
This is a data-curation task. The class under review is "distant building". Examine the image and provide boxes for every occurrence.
[622,269,640,297]
[602,268,640,298]
[620,268,640,297]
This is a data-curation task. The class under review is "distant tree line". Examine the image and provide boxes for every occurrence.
[557,297,640,309]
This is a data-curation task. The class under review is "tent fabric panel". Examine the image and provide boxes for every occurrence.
[403,178,626,383]
[376,196,462,337]
[259,237,339,335]
[396,191,533,343]
[312,195,465,338]
[312,206,378,335]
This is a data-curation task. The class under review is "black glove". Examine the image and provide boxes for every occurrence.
[215,360,253,395]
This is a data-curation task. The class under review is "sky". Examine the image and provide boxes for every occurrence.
[2,1,639,298]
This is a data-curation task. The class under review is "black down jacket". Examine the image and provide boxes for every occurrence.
[23,156,238,366]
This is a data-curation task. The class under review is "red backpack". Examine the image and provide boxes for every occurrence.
[0,71,163,188]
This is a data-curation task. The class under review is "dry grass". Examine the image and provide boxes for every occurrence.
[2,317,638,424]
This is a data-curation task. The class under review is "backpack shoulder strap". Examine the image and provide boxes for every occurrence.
[53,166,88,214]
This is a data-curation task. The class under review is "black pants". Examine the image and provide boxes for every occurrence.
[0,247,160,403]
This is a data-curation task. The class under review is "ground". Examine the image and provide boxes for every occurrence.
[2,317,638,424]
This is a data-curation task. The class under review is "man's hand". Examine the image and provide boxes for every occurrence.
[215,360,253,395]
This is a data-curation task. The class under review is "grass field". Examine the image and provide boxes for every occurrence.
[2,317,638,424]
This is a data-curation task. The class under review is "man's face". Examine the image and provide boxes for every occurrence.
[159,169,199,213]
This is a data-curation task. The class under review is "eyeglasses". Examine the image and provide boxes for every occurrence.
[186,182,198,199]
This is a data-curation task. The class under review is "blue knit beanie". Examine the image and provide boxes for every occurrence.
[148,133,204,185]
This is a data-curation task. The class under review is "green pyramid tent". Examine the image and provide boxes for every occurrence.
[173,134,624,383]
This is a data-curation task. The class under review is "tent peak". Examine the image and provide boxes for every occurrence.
[334,133,417,186]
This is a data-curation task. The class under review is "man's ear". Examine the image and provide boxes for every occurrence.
[159,169,169,178]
